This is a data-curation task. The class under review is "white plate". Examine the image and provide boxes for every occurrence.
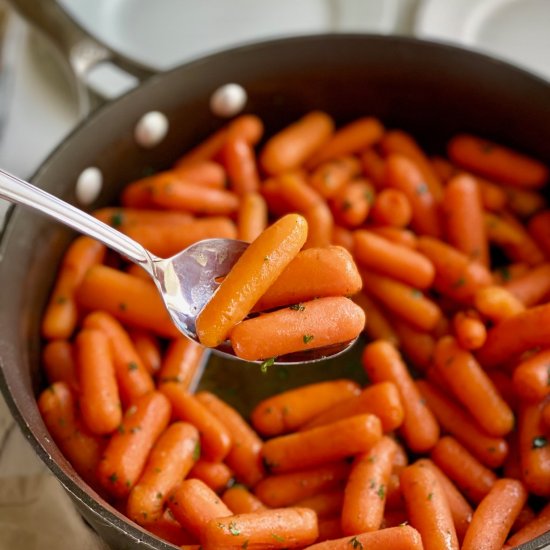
[415,0,550,80]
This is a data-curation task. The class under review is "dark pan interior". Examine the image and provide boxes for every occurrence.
[1,34,550,549]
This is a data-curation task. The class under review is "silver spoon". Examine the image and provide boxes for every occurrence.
[0,168,357,364]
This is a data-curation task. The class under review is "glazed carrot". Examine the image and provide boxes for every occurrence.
[253,462,350,507]
[196,213,308,347]
[360,271,441,331]
[254,246,362,312]
[543,399,550,431]
[504,263,550,306]
[362,340,439,453]
[417,236,492,303]
[476,302,550,368]
[448,133,548,189]
[237,192,268,242]
[434,336,514,436]
[222,485,267,514]
[42,340,78,390]
[381,510,409,529]
[381,130,444,200]
[160,383,232,462]
[452,311,486,350]
[308,157,361,198]
[76,265,180,338]
[145,509,197,546]
[385,154,442,237]
[260,111,334,175]
[303,525,424,550]
[513,348,550,401]
[488,371,518,412]
[42,236,105,339]
[168,479,232,539]
[416,380,508,468]
[331,225,354,251]
[304,202,334,248]
[354,230,435,289]
[341,437,398,534]
[94,207,194,227]
[473,285,525,323]
[330,178,374,228]
[353,292,400,346]
[430,156,456,182]
[262,414,382,473]
[417,459,473,541]
[82,312,154,407]
[125,263,152,281]
[500,212,546,266]
[277,172,323,212]
[223,135,260,194]
[316,517,343,542]
[301,381,404,433]
[75,329,121,435]
[360,148,386,188]
[157,337,205,389]
[527,209,550,258]
[518,400,550,496]
[461,478,528,550]
[370,188,412,227]
[37,381,103,485]
[493,262,530,284]
[250,379,361,436]
[230,296,365,361]
[512,505,536,533]
[189,460,233,493]
[128,329,161,376]
[504,502,550,549]
[172,160,227,187]
[306,117,383,168]
[484,213,526,246]
[400,461,459,550]
[391,317,435,372]
[200,507,318,550]
[369,226,418,249]
[97,391,171,498]
[195,391,265,487]
[443,173,489,266]
[127,422,200,525]
[430,436,497,504]
[295,491,343,518]
[504,185,546,218]
[122,217,237,258]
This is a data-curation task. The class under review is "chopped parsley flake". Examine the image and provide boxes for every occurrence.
[452,277,466,288]
[349,536,364,549]
[532,436,548,449]
[193,440,201,461]
[416,183,428,196]
[271,534,285,542]
[260,357,276,373]
[303,334,314,344]
[377,484,385,500]
[56,295,67,304]
[427,492,434,501]
[289,303,306,311]
[228,522,240,536]
[242,541,249,549]
[128,361,138,371]
[110,211,124,227]
[411,289,422,298]
[108,473,118,484]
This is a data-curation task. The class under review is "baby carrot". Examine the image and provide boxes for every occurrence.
[82,311,154,407]
[253,462,350,507]
[97,391,171,499]
[237,192,268,242]
[75,329,121,435]
[330,178,374,228]
[527,209,550,258]
[76,265,180,338]
[172,159,227,187]
[308,157,361,198]
[316,517,344,542]
[500,211,546,266]
[513,348,550,401]
[361,148,386,188]
[430,156,455,182]
[306,116,384,168]
[369,226,418,249]
[353,292,400,346]
[504,185,546,218]
[370,188,412,227]
[254,246,362,312]
[303,525,424,550]
[127,422,200,525]
[147,512,197,547]
[341,437,398,534]
[250,379,361,436]
[354,229,435,289]
[461,478,528,550]
[400,461,459,550]
[362,340,439,453]
[262,414,382,473]
[277,172,323,212]
[452,310,487,350]
[433,336,514,437]
[230,296,365,361]
[195,391,265,487]
[331,225,354,251]
[94,207,194,227]
[304,202,334,248]
[416,380,508,468]
[448,133,548,189]
[222,485,267,514]
[503,502,550,549]
[42,340,78,390]
[42,236,106,339]
[260,111,334,175]
[200,507,319,550]
[196,213,308,348]
[160,383,232,462]
[503,263,550,306]
[157,337,205,389]
[473,285,525,323]
[430,436,497,504]
[223,135,260,194]
[168,479,232,539]
[295,491,343,518]
[391,316,435,372]
[128,329,161,376]
[189,459,233,493]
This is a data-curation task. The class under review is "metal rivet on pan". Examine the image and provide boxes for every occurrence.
[134,111,169,148]
[210,83,247,118]
[75,167,103,205]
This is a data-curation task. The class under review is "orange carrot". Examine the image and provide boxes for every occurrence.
[304,202,334,248]
[42,340,78,390]
[361,148,386,188]
[276,172,323,212]
[308,157,361,198]
[452,310,487,350]
[250,379,360,436]
[172,159,227,187]
[260,111,334,175]
[230,296,365,361]
[503,263,550,306]
[353,292,400,346]
[448,134,548,189]
[473,285,525,323]
[237,192,268,242]
[295,491,343,518]
[196,213,308,347]
[316,517,344,542]
[430,156,456,182]
[222,485,267,514]
[330,178,374,228]
[94,206,194,227]
[392,317,435,371]
[331,224,354,251]
[513,349,550,402]
[144,509,197,546]
[370,188,412,227]
[262,414,382,473]
[223,136,260,194]
[461,479,528,550]
[500,212,546,266]
[189,459,233,493]
[503,185,546,218]
[128,329,161,376]
[369,226,418,249]
[504,502,550,549]
[157,337,205,389]
[362,340,439,453]
[527,209,550,259]
[127,422,200,525]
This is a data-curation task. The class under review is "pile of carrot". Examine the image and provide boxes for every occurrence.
[37,110,550,549]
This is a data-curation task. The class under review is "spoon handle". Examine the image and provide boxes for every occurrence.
[0,168,155,271]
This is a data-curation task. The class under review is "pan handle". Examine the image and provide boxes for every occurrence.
[8,0,156,115]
